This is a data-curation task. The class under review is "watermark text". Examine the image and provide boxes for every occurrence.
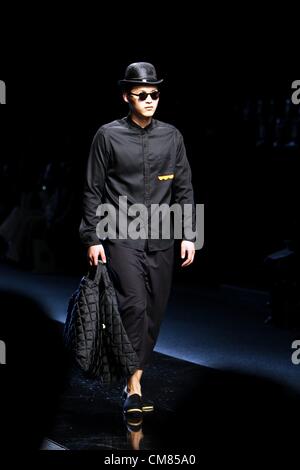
[0,340,6,365]
[291,340,300,365]
[291,80,300,105]
[0,80,6,104]
[96,197,204,250]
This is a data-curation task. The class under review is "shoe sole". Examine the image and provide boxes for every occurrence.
[122,389,154,413]
[142,405,154,412]
[127,418,143,426]
[123,406,143,420]
[124,408,143,414]
[123,406,153,413]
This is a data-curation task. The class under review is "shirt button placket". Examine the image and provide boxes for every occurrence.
[142,130,150,250]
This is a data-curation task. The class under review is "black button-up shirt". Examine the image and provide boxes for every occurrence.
[79,115,196,251]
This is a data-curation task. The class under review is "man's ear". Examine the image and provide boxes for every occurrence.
[122,92,129,104]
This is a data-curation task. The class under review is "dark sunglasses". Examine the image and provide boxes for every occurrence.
[129,90,160,101]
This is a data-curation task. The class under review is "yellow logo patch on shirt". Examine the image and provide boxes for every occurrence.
[158,174,174,181]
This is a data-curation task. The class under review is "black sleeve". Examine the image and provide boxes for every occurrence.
[171,130,197,242]
[79,129,110,247]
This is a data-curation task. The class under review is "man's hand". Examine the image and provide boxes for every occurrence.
[87,244,106,266]
[181,240,195,267]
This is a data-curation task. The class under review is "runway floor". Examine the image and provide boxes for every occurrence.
[1,262,300,452]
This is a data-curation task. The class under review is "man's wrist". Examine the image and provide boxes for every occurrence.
[87,242,103,248]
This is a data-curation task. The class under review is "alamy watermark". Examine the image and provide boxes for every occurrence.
[96,197,204,250]
[0,80,6,104]
[291,80,300,105]
[291,340,300,365]
[0,339,6,365]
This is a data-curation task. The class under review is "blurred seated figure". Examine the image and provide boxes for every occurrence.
[0,160,77,272]
[0,161,19,224]
[0,160,53,267]
[41,160,78,273]
[264,217,300,327]
[0,191,45,267]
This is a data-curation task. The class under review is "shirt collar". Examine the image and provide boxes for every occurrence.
[125,114,155,131]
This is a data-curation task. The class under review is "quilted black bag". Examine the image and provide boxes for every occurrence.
[63,260,139,384]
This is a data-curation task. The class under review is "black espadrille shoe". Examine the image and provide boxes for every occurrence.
[122,386,154,413]
[123,393,143,419]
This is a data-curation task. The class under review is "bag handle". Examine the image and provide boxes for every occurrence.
[87,260,104,284]
[87,260,114,289]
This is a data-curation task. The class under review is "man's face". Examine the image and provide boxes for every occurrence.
[123,85,160,118]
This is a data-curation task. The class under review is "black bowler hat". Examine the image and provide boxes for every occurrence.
[118,62,163,86]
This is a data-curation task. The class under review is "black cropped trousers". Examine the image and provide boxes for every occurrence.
[104,240,174,369]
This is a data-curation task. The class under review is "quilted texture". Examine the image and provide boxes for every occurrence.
[63,261,139,384]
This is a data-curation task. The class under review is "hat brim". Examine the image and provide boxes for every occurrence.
[118,79,164,86]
